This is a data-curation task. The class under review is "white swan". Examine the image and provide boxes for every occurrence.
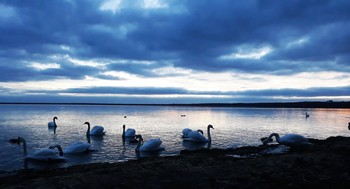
[184,124,214,143]
[11,137,65,162]
[84,122,105,136]
[122,125,136,138]
[48,116,58,133]
[63,141,91,154]
[48,116,58,128]
[262,133,311,147]
[135,135,164,152]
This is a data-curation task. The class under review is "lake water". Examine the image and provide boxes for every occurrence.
[0,104,349,172]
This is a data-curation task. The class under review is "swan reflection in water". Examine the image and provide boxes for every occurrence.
[182,140,211,150]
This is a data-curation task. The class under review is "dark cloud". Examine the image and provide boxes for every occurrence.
[0,0,350,103]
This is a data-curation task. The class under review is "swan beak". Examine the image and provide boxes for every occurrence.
[9,138,20,145]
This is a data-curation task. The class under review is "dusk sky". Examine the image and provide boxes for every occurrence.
[0,0,350,104]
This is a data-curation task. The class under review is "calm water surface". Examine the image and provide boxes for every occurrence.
[0,104,349,172]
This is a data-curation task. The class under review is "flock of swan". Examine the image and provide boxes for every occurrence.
[10,116,312,163]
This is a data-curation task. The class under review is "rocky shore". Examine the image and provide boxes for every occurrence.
[1,136,350,189]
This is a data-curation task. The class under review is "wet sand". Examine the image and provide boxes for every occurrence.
[1,136,350,189]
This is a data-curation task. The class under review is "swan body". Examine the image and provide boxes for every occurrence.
[63,142,91,154]
[184,124,214,143]
[135,135,164,152]
[122,125,136,138]
[263,133,311,147]
[84,122,105,136]
[11,137,65,162]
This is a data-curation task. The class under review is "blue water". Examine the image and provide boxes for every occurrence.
[0,104,349,172]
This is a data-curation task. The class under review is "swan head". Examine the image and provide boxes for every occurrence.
[261,137,273,144]
[9,137,21,145]
[123,125,125,129]
[135,134,143,141]
[208,124,214,130]
[197,129,204,135]
[54,116,58,120]
[49,144,64,156]
[9,137,25,145]
[84,122,90,125]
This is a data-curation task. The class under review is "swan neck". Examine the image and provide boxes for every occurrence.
[135,138,142,151]
[270,133,280,142]
[57,145,63,156]
[86,123,90,136]
[207,127,211,142]
[122,125,125,138]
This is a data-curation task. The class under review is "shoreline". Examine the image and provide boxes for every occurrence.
[1,136,350,188]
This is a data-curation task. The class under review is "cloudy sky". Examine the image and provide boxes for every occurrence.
[0,0,349,104]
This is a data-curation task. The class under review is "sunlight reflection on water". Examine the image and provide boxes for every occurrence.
[0,104,349,172]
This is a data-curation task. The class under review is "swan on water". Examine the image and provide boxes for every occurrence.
[305,112,310,119]
[134,135,164,152]
[84,122,105,136]
[63,141,92,154]
[262,133,311,147]
[48,116,58,134]
[10,137,65,162]
[184,124,214,143]
[48,116,58,128]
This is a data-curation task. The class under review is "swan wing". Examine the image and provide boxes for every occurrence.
[187,131,208,142]
[90,126,105,135]
[125,128,136,137]
[140,139,163,151]
[182,128,192,137]
[64,142,91,154]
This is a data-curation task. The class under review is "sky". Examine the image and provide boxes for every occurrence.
[0,0,350,104]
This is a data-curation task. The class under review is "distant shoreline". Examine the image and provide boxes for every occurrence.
[0,101,349,108]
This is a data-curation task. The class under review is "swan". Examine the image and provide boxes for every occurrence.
[63,141,91,154]
[305,112,310,119]
[48,116,58,128]
[135,135,164,152]
[48,116,58,133]
[122,125,136,138]
[11,137,65,162]
[184,124,214,143]
[262,133,311,147]
[84,122,105,136]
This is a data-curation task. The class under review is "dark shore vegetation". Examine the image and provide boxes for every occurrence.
[1,136,350,189]
[1,101,350,108]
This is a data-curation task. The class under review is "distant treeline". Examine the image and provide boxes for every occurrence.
[1,101,350,108]
[168,101,350,108]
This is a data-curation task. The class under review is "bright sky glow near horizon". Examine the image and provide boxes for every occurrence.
[0,0,350,104]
